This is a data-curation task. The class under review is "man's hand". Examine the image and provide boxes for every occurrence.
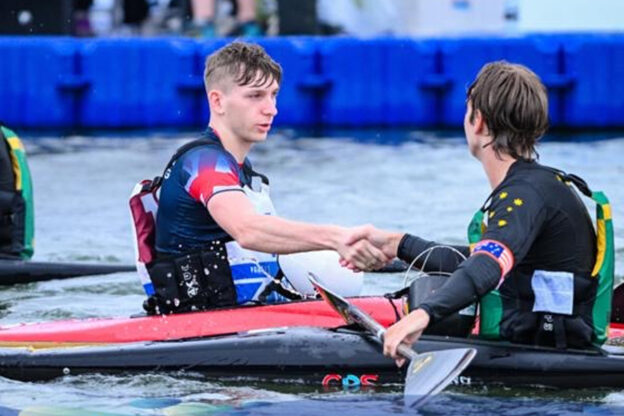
[383,309,430,367]
[339,225,404,271]
[335,226,390,271]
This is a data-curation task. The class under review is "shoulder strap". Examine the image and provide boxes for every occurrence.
[241,158,269,185]
[534,164,593,198]
[0,127,15,192]
[560,173,592,198]
[159,135,270,189]
[164,138,217,173]
[148,138,218,191]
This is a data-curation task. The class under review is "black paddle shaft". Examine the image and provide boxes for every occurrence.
[347,304,418,361]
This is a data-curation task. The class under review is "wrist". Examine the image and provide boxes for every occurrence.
[385,233,403,258]
[411,308,431,327]
[323,225,345,251]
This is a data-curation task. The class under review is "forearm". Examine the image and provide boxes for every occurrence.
[397,234,470,273]
[234,214,343,254]
[418,254,501,324]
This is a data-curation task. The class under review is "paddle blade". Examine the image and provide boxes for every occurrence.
[404,347,477,408]
[310,272,477,408]
[309,273,355,325]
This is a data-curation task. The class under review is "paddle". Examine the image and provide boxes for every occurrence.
[309,273,476,408]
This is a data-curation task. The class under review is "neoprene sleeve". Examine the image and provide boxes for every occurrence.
[397,234,470,273]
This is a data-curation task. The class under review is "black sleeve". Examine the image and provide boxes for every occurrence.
[418,254,501,324]
[397,234,470,273]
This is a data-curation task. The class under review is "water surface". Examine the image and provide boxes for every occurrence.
[1,129,623,414]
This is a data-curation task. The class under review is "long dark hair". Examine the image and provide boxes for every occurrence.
[467,61,549,160]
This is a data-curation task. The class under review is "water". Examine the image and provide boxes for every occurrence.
[1,129,623,414]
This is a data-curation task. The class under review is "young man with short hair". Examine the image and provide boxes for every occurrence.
[347,62,613,359]
[148,41,386,313]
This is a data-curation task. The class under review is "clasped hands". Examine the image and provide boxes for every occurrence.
[336,225,402,272]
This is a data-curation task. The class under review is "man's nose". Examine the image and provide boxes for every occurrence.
[263,96,277,116]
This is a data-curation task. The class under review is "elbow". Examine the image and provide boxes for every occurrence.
[461,254,503,296]
[235,231,260,250]
[229,219,261,250]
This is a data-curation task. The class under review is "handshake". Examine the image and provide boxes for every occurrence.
[336,225,405,272]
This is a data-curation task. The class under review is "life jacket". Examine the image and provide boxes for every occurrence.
[0,126,34,259]
[129,138,284,315]
[468,172,614,347]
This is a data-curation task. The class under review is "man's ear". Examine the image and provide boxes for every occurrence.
[207,89,225,115]
[473,109,487,135]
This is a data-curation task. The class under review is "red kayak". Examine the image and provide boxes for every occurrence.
[0,297,402,347]
[1,295,623,346]
[2,296,624,388]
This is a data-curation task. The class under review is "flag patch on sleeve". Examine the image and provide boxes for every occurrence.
[472,239,514,282]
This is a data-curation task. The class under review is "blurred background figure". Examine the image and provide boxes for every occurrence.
[316,0,399,36]
[121,0,150,34]
[1,0,623,37]
[73,0,95,36]
[189,0,261,37]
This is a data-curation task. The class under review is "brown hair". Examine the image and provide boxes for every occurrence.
[467,61,549,160]
[204,41,282,90]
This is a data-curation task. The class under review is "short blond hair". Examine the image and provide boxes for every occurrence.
[204,41,282,91]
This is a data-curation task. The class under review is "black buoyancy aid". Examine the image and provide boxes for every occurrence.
[0,126,34,259]
[469,171,614,347]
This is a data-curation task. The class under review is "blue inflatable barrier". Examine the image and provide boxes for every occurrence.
[318,37,384,126]
[79,38,200,128]
[80,38,199,128]
[439,36,564,127]
[383,38,449,126]
[561,34,624,127]
[1,35,623,129]
[0,37,80,128]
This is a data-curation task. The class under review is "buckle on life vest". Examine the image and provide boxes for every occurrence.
[144,247,237,315]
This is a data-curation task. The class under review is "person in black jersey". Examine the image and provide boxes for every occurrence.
[343,61,613,362]
[0,125,34,259]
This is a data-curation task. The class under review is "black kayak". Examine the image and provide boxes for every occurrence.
[0,260,135,285]
[1,326,624,388]
[0,259,401,287]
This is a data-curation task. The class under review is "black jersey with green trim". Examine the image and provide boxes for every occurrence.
[407,159,597,346]
[479,160,597,345]
[481,159,596,280]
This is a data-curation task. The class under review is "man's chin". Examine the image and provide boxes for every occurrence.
[244,133,269,144]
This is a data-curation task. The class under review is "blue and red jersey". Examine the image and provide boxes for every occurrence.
[155,129,251,255]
